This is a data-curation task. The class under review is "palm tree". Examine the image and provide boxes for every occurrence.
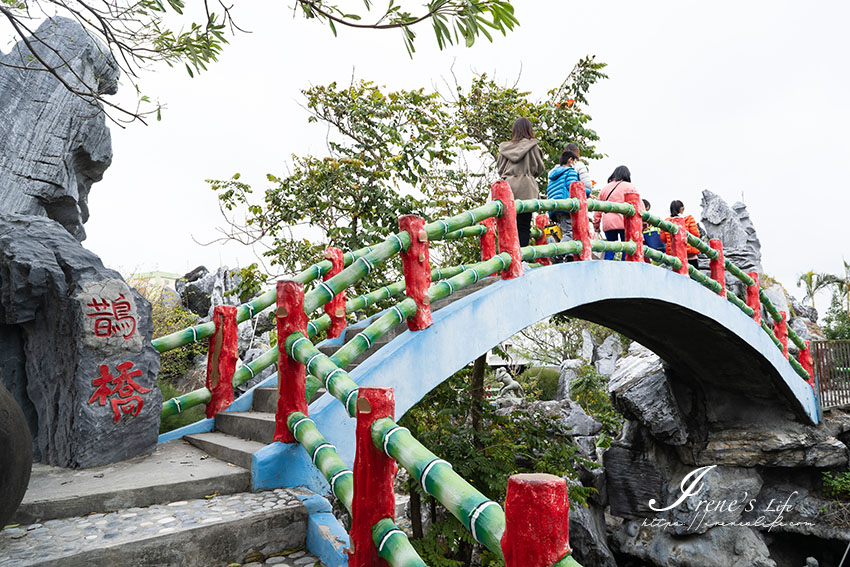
[797,271,833,311]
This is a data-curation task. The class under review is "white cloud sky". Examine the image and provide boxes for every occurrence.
[82,0,848,311]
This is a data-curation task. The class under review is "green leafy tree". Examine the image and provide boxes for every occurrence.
[823,295,850,340]
[208,60,607,282]
[0,0,519,122]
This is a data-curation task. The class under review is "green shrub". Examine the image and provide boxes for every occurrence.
[158,381,207,434]
[823,470,850,500]
[516,367,560,401]
[570,364,622,437]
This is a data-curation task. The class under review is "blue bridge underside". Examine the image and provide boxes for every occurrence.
[309,261,819,467]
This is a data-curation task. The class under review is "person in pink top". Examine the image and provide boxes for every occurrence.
[592,166,642,260]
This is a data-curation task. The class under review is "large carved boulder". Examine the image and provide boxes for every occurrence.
[0,215,161,468]
[0,17,119,241]
[699,190,763,293]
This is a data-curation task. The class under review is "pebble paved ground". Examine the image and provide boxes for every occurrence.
[0,489,323,567]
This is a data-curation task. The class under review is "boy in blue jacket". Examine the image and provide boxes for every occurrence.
[547,149,589,260]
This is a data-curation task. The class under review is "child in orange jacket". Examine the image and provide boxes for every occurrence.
[660,200,700,268]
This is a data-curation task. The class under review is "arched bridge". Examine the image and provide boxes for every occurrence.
[153,180,820,567]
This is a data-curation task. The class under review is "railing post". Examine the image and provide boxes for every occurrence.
[205,305,238,418]
[800,340,816,388]
[569,181,591,261]
[502,473,571,567]
[534,214,552,266]
[399,215,433,331]
[350,387,396,567]
[323,247,346,339]
[775,311,789,359]
[746,272,761,324]
[480,217,496,262]
[670,217,689,275]
[709,239,726,295]
[491,180,524,280]
[623,191,644,263]
[275,280,308,443]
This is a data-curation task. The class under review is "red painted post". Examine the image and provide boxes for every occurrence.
[399,215,433,331]
[205,305,238,418]
[623,191,644,263]
[670,218,689,275]
[323,247,346,339]
[800,340,816,388]
[491,180,524,279]
[569,181,591,261]
[480,217,496,262]
[274,280,309,443]
[502,473,571,567]
[709,239,726,296]
[775,311,789,359]
[350,387,397,567]
[746,272,761,324]
[534,214,552,266]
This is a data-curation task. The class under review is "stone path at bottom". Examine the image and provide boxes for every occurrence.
[0,488,323,567]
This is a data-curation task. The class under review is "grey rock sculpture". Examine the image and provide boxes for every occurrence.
[0,216,161,468]
[763,283,790,318]
[700,190,763,294]
[495,368,524,399]
[593,334,621,377]
[568,503,617,567]
[0,17,119,241]
[580,328,595,362]
[791,297,818,322]
[556,359,583,400]
[609,343,688,445]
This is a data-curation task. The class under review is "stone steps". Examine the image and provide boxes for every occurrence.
[0,489,313,567]
[184,432,267,471]
[14,441,250,525]
[215,412,276,444]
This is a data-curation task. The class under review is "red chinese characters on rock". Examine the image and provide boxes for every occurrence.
[85,294,137,339]
[88,361,151,423]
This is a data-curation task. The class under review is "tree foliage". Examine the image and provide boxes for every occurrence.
[208,58,607,283]
[0,0,519,122]
[398,369,593,567]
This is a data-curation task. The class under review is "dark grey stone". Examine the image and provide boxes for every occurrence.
[700,189,763,277]
[603,444,665,519]
[609,343,688,445]
[568,503,617,567]
[0,17,118,242]
[0,381,32,527]
[0,215,161,468]
[790,298,818,322]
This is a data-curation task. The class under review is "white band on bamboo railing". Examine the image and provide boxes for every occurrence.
[438,220,449,235]
[291,416,311,438]
[311,443,336,465]
[330,470,352,492]
[420,458,452,496]
[378,528,405,553]
[469,500,501,544]
[356,332,372,349]
[317,281,335,304]
[389,233,405,251]
[289,336,311,359]
[324,368,345,390]
[391,306,406,322]
[345,388,359,413]
[306,352,323,374]
[382,425,409,455]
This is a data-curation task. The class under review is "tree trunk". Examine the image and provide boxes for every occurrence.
[408,478,423,539]
[470,354,486,450]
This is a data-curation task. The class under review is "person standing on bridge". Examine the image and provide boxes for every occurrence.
[496,117,545,247]
[592,166,641,260]
[660,200,701,269]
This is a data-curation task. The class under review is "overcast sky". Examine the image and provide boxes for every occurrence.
[80,1,848,312]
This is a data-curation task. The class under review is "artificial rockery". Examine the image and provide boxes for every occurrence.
[0,18,160,468]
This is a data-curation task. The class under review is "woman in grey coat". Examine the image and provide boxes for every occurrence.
[496,117,545,246]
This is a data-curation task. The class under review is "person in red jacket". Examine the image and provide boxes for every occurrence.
[660,200,700,269]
